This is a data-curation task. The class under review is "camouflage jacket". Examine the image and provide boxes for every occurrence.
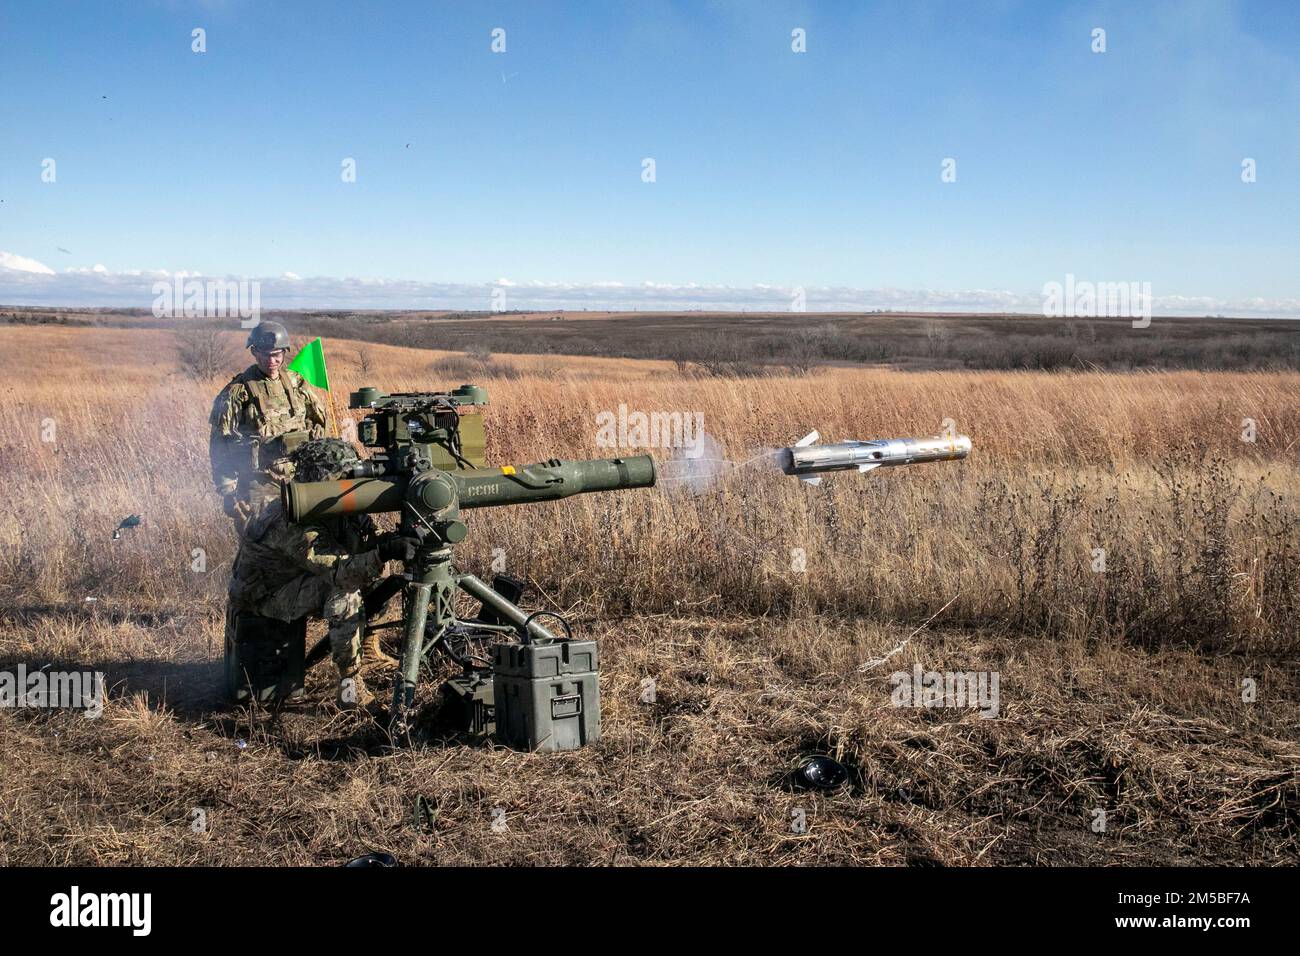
[229,501,383,620]
[209,365,328,497]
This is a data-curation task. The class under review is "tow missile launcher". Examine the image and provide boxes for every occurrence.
[280,385,655,748]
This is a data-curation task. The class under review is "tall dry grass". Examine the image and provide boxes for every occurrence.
[0,326,1295,654]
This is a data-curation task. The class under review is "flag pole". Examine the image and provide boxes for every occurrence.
[327,392,342,439]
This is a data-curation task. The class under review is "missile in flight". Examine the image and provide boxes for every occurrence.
[779,431,972,485]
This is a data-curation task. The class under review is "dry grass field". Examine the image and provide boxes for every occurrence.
[9,306,1300,373]
[0,323,1296,865]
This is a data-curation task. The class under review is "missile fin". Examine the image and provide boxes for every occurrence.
[798,475,822,486]
[858,463,881,473]
[795,430,819,447]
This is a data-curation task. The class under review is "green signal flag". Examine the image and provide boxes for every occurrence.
[288,337,330,391]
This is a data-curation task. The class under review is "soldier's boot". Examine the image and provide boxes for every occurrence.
[361,631,398,668]
[336,664,375,710]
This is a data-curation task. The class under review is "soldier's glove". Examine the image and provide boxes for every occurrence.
[377,536,419,562]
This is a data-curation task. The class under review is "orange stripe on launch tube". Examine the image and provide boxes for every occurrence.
[337,478,358,513]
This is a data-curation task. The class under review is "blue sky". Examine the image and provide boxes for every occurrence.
[1,0,1298,312]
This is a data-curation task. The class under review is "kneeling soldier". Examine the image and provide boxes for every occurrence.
[228,438,413,708]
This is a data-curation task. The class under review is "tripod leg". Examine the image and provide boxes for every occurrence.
[389,549,457,743]
[391,582,431,730]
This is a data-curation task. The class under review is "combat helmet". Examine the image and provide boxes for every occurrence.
[246,320,291,353]
[289,438,361,482]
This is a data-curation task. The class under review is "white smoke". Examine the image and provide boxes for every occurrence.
[657,432,785,494]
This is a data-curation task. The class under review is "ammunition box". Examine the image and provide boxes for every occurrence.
[226,614,306,704]
[492,639,600,752]
[440,672,496,737]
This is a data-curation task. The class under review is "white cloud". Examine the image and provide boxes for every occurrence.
[0,251,55,275]
[0,252,1297,317]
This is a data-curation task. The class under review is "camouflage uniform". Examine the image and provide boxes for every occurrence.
[229,499,383,679]
[209,365,329,520]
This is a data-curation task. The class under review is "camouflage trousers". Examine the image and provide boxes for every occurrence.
[227,574,365,675]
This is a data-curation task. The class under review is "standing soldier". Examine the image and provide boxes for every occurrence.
[209,321,329,528]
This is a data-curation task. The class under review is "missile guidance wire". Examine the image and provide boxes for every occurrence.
[857,593,962,673]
